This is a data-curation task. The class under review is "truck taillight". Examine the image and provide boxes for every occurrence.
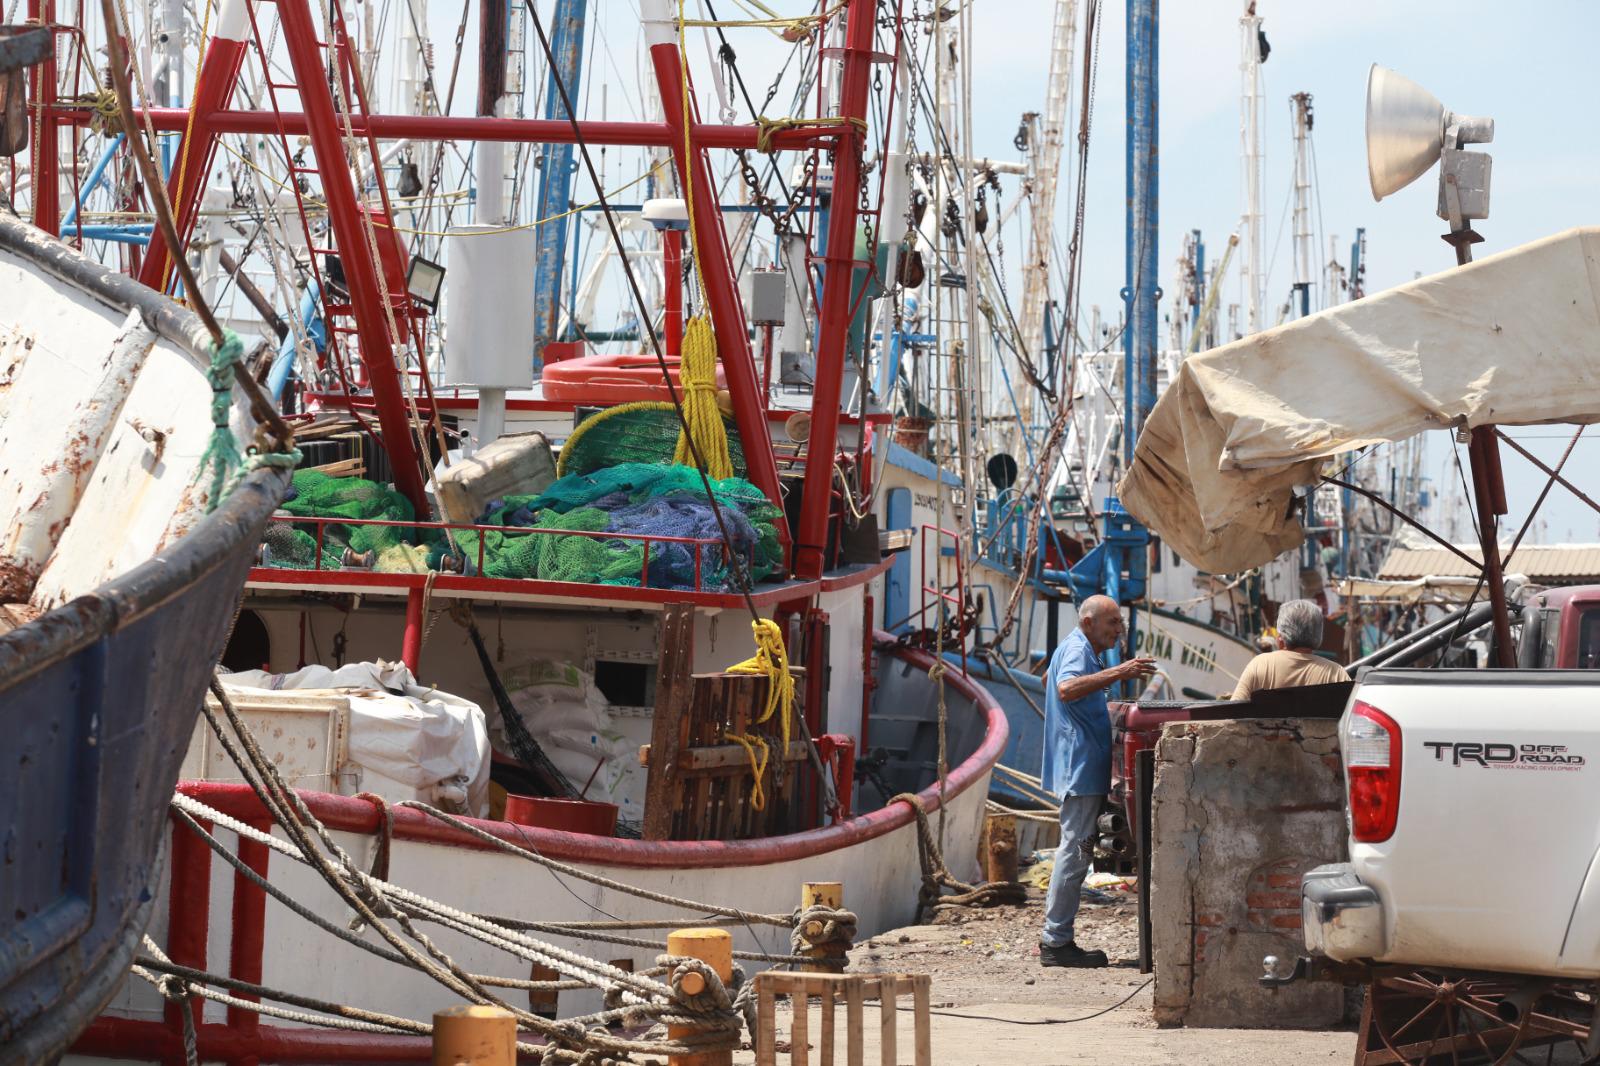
[1344,701,1402,843]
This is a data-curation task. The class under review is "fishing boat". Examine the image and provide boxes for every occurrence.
[0,210,290,1062]
[1,0,1424,1057]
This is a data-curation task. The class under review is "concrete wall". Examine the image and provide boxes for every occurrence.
[1150,718,1347,1028]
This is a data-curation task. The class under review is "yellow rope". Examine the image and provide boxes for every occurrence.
[85,88,124,135]
[722,731,771,811]
[728,618,794,739]
[671,316,732,477]
[671,0,737,480]
[753,114,866,155]
[724,618,794,811]
[557,400,672,477]
[680,0,846,31]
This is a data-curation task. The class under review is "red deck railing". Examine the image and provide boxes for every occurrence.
[273,514,744,592]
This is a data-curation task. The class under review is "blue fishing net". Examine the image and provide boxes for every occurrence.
[432,463,783,589]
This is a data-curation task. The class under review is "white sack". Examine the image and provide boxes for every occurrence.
[223,660,491,815]
[488,660,643,823]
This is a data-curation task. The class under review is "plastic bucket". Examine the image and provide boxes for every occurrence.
[503,795,619,836]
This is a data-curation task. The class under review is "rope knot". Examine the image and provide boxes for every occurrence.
[790,903,859,970]
[194,329,244,512]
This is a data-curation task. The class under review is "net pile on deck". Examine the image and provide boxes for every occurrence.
[433,462,782,590]
[260,464,782,591]
[261,469,418,570]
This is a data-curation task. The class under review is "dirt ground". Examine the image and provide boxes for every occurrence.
[733,884,1358,1065]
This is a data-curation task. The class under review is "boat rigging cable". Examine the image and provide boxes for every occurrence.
[522,0,837,813]
[983,0,1104,653]
[194,681,756,1060]
[99,0,294,471]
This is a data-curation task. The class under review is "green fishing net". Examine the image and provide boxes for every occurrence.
[561,403,747,479]
[262,463,784,591]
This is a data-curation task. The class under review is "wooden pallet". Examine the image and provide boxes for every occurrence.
[753,972,932,1066]
[641,603,806,841]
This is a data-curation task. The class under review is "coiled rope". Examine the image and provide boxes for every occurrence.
[671,315,733,478]
[889,792,1028,920]
[724,618,796,806]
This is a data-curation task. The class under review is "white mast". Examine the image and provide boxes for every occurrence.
[1289,91,1312,319]
[1238,2,1264,334]
[1019,0,1078,383]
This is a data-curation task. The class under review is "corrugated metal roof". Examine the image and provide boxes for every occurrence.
[1378,543,1600,581]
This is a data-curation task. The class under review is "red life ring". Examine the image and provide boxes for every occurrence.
[541,353,727,405]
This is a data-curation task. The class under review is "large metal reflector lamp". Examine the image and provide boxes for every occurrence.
[1365,64,1494,237]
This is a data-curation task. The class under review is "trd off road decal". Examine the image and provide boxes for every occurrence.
[1422,742,1586,769]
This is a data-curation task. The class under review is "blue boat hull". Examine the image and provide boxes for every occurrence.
[0,467,288,1062]
[953,657,1047,807]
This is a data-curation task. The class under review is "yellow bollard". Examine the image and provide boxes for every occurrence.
[799,881,845,972]
[431,1004,515,1066]
[667,927,734,1066]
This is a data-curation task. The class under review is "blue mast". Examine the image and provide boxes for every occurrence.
[1072,0,1156,683]
[531,0,589,371]
[1123,0,1159,463]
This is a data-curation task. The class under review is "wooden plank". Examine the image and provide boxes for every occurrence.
[306,456,365,478]
[791,981,809,1066]
[845,978,864,1066]
[641,603,694,840]
[877,976,896,1066]
[756,979,777,1066]
[819,984,835,1066]
[637,741,812,773]
[912,976,931,1066]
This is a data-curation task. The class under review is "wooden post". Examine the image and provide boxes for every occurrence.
[980,814,1018,883]
[527,962,559,1019]
[799,881,846,972]
[431,1005,514,1066]
[667,927,734,1066]
[644,603,695,839]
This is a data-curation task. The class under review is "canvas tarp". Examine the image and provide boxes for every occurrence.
[1118,227,1600,573]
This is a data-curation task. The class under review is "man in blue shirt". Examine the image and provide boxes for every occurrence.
[1039,594,1156,967]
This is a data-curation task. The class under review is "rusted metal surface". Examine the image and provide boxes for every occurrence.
[0,212,291,1062]
[1355,967,1596,1065]
[0,25,50,74]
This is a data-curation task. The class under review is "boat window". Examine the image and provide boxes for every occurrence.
[1577,610,1600,669]
[594,659,654,708]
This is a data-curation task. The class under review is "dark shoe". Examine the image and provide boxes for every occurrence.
[1039,941,1108,968]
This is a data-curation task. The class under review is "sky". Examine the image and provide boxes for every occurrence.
[429,0,1600,544]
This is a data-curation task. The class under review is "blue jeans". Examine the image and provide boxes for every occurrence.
[1041,794,1102,948]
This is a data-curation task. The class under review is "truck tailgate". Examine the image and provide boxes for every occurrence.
[1355,670,1600,977]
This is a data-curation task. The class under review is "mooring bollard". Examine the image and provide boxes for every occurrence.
[431,1004,515,1066]
[800,880,848,972]
[667,927,734,1066]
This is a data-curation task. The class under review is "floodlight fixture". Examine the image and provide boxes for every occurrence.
[1365,64,1494,236]
[406,254,445,312]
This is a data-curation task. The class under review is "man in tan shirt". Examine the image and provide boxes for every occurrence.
[1231,599,1351,702]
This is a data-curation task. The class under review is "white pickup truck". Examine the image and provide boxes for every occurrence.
[1286,584,1600,1061]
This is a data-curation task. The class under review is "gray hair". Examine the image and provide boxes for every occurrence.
[1277,599,1325,649]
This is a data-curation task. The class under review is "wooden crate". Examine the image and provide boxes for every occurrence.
[753,972,932,1066]
[641,603,806,841]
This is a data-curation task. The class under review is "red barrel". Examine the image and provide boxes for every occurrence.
[503,795,619,836]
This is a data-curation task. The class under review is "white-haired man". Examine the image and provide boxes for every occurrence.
[1231,598,1350,702]
[1039,594,1157,968]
